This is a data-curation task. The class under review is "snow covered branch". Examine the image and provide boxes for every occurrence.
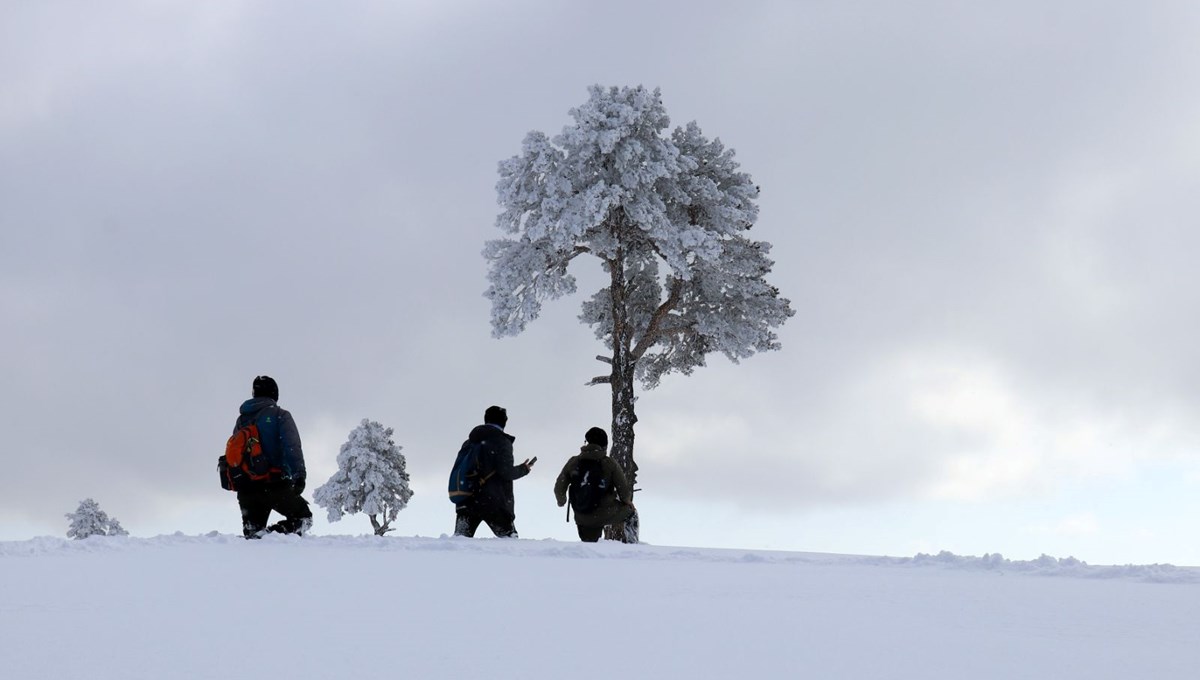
[630,277,683,361]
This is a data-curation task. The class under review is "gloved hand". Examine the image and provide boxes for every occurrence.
[291,477,306,495]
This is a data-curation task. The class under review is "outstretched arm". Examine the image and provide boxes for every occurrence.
[492,439,531,481]
[607,459,633,504]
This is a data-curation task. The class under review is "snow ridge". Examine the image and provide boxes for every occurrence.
[1,534,1195,584]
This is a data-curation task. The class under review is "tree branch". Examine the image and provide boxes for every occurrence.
[653,324,696,337]
[595,355,612,364]
[553,245,591,271]
[587,376,611,386]
[630,277,684,360]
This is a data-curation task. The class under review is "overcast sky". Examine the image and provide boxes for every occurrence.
[3,1,1199,564]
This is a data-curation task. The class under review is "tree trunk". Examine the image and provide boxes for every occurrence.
[603,237,639,543]
[605,361,638,543]
[369,514,388,536]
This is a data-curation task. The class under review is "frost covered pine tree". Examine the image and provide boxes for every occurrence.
[486,85,794,541]
[313,419,414,536]
[65,498,129,539]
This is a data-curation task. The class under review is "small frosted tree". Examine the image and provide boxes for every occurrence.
[314,419,414,536]
[66,498,129,539]
[486,85,794,541]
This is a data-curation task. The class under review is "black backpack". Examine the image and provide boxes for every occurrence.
[568,458,609,514]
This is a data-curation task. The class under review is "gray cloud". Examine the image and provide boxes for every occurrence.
[2,2,1199,547]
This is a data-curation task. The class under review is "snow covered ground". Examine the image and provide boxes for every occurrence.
[3,534,1197,679]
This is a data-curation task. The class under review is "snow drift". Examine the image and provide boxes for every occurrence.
[3,534,1197,679]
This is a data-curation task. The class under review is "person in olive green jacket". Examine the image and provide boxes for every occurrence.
[554,427,635,542]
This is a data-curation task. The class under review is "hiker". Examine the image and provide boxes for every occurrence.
[554,427,635,542]
[453,405,536,538]
[232,375,312,538]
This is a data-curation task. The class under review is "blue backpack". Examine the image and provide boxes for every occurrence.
[448,440,493,505]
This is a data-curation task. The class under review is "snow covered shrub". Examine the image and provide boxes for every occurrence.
[65,498,129,539]
[314,419,414,536]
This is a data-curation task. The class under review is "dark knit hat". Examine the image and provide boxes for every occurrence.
[484,405,508,428]
[252,375,279,401]
[585,427,608,448]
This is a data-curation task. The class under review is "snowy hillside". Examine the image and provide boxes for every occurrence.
[3,534,1197,679]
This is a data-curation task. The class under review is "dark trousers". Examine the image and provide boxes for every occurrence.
[238,484,313,539]
[454,505,518,538]
[575,504,636,543]
[577,525,604,542]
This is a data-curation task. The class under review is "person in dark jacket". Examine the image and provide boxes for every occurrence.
[233,376,312,539]
[554,427,635,542]
[454,405,536,538]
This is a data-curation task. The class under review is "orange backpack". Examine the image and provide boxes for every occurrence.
[219,423,277,491]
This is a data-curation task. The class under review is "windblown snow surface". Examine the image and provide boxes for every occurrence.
[2,534,1197,679]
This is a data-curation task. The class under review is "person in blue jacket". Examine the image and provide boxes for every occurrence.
[233,375,312,538]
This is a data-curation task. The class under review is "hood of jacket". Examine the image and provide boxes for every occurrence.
[240,397,277,417]
[577,443,607,460]
[468,423,515,445]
